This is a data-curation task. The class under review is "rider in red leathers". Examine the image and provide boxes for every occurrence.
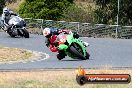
[43,27,87,60]
[47,29,70,52]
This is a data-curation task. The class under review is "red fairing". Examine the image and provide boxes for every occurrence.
[47,30,70,52]
[49,44,58,52]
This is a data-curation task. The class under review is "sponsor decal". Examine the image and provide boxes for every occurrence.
[76,66,131,85]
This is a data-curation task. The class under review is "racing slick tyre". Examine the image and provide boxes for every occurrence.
[7,30,15,38]
[86,52,90,60]
[22,29,29,38]
[70,45,86,60]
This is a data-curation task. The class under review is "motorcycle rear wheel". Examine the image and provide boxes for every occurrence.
[7,30,15,38]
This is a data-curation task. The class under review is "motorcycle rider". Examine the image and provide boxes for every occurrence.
[43,27,89,60]
[1,7,17,31]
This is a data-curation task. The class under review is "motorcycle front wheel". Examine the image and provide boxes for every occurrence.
[22,29,29,38]
[86,52,90,59]
[69,43,86,60]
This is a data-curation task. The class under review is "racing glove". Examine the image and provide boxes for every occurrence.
[73,32,79,39]
[49,44,58,52]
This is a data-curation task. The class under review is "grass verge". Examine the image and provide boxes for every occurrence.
[0,47,32,63]
[0,69,131,88]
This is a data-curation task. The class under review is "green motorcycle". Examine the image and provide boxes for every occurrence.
[56,33,90,60]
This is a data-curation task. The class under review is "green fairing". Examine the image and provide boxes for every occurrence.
[58,34,74,51]
[58,34,87,59]
[58,44,68,51]
[66,34,74,45]
[67,34,86,56]
[74,39,86,56]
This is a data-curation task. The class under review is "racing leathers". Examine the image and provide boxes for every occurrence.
[45,28,87,59]
[45,28,75,52]
[1,8,17,31]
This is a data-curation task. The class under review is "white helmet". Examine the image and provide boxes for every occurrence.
[43,28,51,37]
[3,7,10,16]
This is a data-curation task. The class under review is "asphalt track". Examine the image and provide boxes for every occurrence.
[0,32,132,70]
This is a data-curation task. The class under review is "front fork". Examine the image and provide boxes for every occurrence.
[58,38,87,57]
[74,39,87,57]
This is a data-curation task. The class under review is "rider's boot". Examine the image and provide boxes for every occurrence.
[57,50,66,60]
